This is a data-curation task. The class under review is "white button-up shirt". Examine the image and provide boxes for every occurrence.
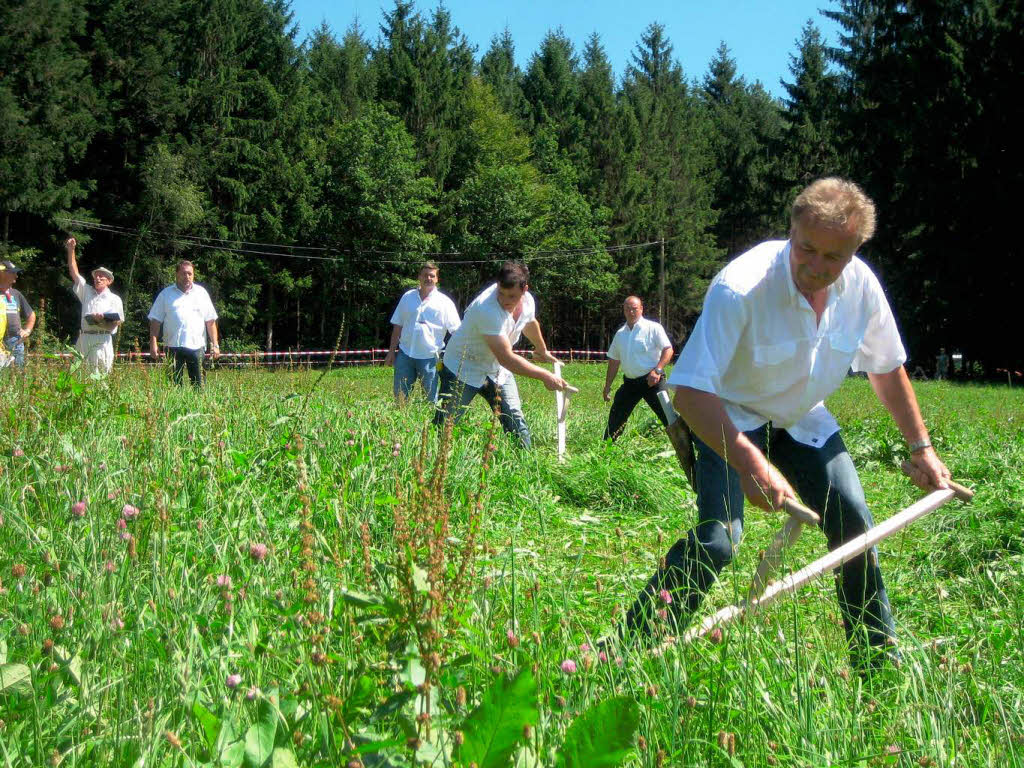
[442,283,516,388]
[73,275,124,334]
[496,290,536,387]
[608,316,672,379]
[669,240,906,447]
[389,287,461,359]
[148,283,218,351]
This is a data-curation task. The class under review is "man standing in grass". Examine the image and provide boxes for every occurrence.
[148,261,220,388]
[0,259,36,368]
[384,262,460,403]
[65,237,123,377]
[625,178,952,664]
[434,261,567,448]
[602,296,674,441]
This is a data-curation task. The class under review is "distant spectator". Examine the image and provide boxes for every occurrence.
[148,261,220,388]
[0,259,36,368]
[384,262,460,403]
[935,347,950,380]
[65,237,123,377]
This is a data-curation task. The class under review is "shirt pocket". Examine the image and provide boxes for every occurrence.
[752,340,797,367]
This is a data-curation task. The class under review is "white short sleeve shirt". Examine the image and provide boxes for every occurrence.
[389,287,461,359]
[668,240,906,447]
[442,283,515,388]
[148,283,219,351]
[73,276,124,334]
[496,290,536,386]
[607,317,672,379]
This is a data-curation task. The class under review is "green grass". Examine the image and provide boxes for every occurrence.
[1,362,1022,767]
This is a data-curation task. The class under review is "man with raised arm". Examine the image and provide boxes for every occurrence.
[65,237,123,377]
[384,262,460,403]
[624,178,952,665]
[434,261,567,448]
[148,261,220,388]
[602,296,674,441]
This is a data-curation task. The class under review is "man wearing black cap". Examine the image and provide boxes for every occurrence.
[65,238,123,376]
[0,259,36,368]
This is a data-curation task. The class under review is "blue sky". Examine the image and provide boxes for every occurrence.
[287,0,842,98]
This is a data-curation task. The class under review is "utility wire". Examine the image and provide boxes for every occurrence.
[56,216,662,265]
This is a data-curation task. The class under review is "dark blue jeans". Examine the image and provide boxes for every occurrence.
[433,365,532,449]
[170,347,204,388]
[626,425,896,650]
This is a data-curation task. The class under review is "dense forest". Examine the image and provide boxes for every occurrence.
[2,0,1021,372]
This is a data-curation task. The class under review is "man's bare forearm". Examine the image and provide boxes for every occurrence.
[868,366,929,444]
[674,386,765,475]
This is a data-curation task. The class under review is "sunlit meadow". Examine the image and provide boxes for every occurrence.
[1,360,1022,767]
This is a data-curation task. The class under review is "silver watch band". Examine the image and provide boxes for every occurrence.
[908,438,932,453]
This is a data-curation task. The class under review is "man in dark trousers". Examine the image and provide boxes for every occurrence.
[602,296,673,441]
[624,178,952,665]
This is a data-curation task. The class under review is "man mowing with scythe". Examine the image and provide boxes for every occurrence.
[624,178,952,665]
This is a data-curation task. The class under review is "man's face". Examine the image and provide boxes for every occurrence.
[496,284,525,313]
[0,271,16,291]
[623,298,643,325]
[92,274,112,293]
[789,216,860,296]
[176,265,194,291]
[418,268,438,292]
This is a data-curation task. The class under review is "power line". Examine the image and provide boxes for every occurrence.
[56,217,661,265]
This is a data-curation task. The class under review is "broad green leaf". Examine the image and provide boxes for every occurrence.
[215,720,244,768]
[244,696,277,767]
[340,589,382,609]
[555,696,640,768]
[454,668,539,768]
[191,698,222,751]
[0,664,31,695]
[269,748,298,768]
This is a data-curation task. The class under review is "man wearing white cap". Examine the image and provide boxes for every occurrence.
[65,237,123,376]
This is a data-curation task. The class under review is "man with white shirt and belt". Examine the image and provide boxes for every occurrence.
[602,296,674,441]
[148,261,220,388]
[384,262,460,403]
[65,237,123,376]
[434,261,567,448]
[624,178,952,664]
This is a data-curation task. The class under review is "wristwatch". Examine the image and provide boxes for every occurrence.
[653,367,664,377]
[908,438,932,453]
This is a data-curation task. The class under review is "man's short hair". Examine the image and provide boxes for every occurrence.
[624,295,643,307]
[497,261,529,290]
[420,261,439,274]
[176,260,195,273]
[791,177,877,244]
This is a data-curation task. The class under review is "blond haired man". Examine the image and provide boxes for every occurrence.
[625,178,951,665]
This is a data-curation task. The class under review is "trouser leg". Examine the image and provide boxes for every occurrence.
[604,378,644,441]
[476,378,530,448]
[641,375,671,427]
[771,430,896,651]
[418,355,440,403]
[393,350,416,400]
[433,366,480,427]
[624,427,763,637]
[494,375,532,449]
[170,348,187,385]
